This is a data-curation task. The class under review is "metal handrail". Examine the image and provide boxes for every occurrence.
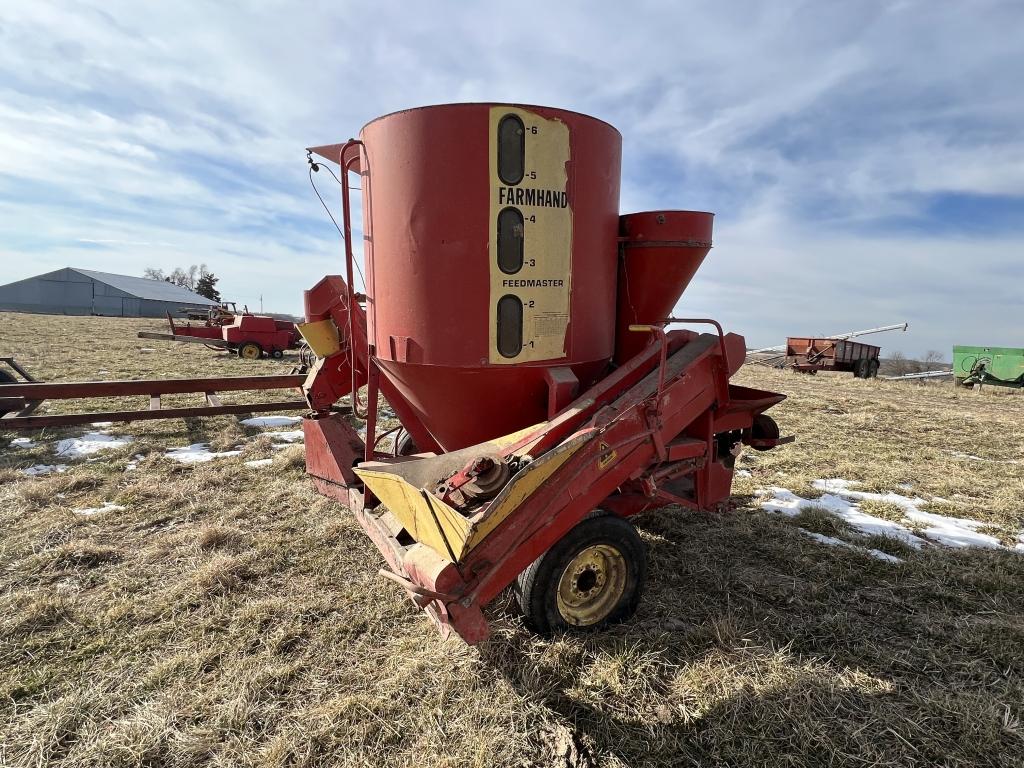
[667,317,733,408]
[667,317,729,373]
[627,324,670,402]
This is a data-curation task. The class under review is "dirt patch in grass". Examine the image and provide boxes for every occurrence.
[45,541,121,570]
[197,525,247,552]
[2,313,1024,766]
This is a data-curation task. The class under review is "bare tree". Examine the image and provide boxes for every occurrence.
[922,349,945,370]
[144,264,214,293]
[165,265,202,291]
[889,351,911,377]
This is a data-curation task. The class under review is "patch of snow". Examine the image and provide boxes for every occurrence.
[164,443,242,464]
[73,502,125,516]
[813,478,862,493]
[801,530,849,547]
[10,437,37,448]
[811,479,1004,549]
[139,347,157,353]
[865,549,904,564]
[126,453,145,471]
[244,458,274,468]
[96,370,109,375]
[946,450,1018,465]
[265,430,304,443]
[812,479,927,514]
[91,421,113,428]
[23,464,69,476]
[864,548,905,569]
[798,529,903,564]
[762,486,925,548]
[903,508,1002,549]
[55,432,132,458]
[240,415,303,427]
[763,478,1017,553]
[735,469,752,478]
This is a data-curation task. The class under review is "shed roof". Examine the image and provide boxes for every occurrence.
[73,268,219,305]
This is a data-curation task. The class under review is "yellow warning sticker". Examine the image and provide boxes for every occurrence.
[597,441,617,470]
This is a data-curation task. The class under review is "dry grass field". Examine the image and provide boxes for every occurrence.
[2,312,1023,767]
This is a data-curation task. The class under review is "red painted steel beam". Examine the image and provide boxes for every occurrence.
[137,331,230,348]
[1,400,310,429]
[1,375,305,400]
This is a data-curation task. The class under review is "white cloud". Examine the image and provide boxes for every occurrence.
[1,1,1022,352]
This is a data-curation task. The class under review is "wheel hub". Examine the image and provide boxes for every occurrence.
[556,543,627,626]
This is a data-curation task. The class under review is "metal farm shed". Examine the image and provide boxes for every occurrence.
[0,268,219,318]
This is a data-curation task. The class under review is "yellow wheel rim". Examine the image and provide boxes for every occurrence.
[240,345,260,360]
[556,543,627,626]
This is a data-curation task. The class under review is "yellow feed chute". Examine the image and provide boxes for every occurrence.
[354,428,594,564]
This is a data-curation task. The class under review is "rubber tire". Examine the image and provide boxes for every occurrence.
[395,430,418,456]
[271,349,284,360]
[516,514,646,634]
[750,413,780,452]
[238,342,262,360]
[868,359,879,378]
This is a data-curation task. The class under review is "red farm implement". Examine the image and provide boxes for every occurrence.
[139,311,301,360]
[787,337,881,378]
[291,103,793,644]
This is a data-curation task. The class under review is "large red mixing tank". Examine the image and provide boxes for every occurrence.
[358,104,622,450]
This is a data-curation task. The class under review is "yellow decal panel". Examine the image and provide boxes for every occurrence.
[488,106,572,364]
[296,319,340,358]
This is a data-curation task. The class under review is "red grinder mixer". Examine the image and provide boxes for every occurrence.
[299,103,789,643]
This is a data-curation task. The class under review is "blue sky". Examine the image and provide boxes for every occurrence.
[1,0,1021,357]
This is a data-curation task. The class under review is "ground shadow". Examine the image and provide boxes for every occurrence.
[479,506,1024,767]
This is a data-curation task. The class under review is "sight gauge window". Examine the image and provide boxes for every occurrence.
[496,294,524,358]
[496,207,525,274]
[497,114,525,185]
